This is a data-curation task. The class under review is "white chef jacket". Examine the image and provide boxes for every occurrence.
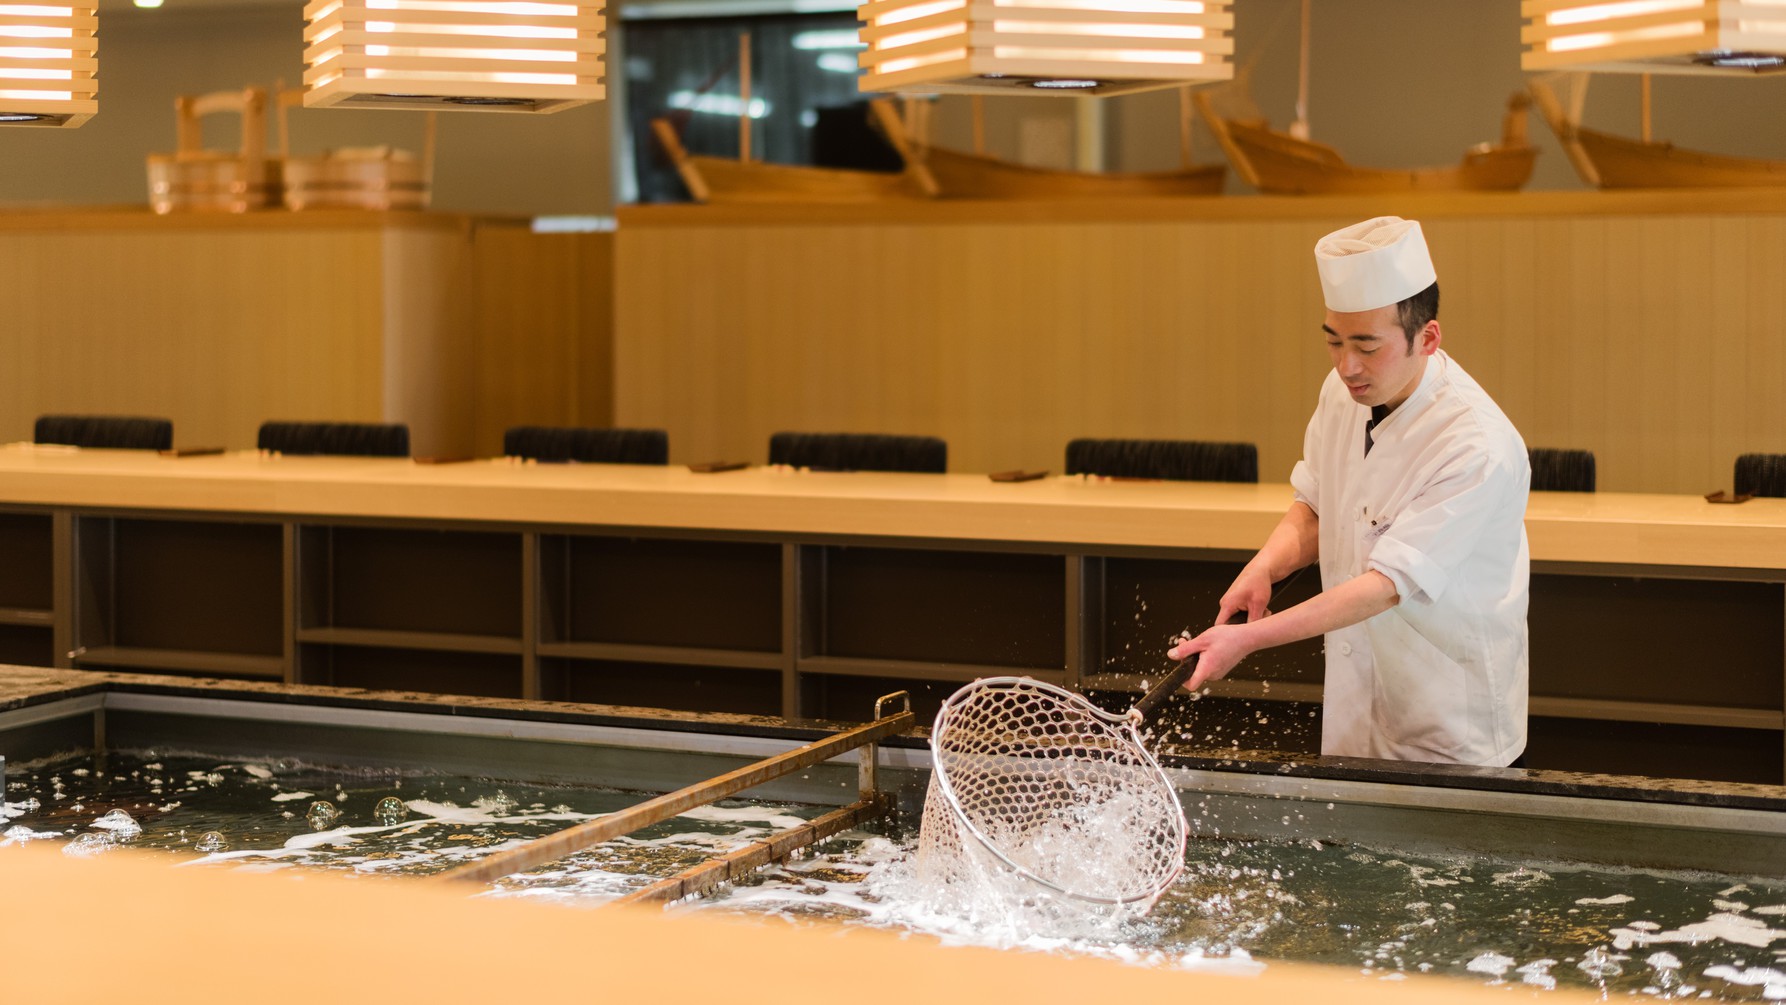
[1289,349,1529,766]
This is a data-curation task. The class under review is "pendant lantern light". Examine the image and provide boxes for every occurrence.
[302,0,605,112]
[1522,0,1786,74]
[857,0,1232,97]
[0,2,97,127]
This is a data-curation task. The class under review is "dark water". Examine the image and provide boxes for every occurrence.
[4,749,1783,1000]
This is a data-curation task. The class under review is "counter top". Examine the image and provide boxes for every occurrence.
[2,446,1783,569]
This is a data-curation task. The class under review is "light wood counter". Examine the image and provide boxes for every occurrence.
[1,447,1783,570]
[1,446,1779,784]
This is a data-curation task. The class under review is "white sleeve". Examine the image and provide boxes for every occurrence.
[1368,448,1525,606]
[1289,385,1327,514]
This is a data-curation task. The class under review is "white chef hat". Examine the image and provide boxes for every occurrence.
[1314,216,1437,313]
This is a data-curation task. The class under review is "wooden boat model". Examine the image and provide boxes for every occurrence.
[872,97,1225,199]
[651,33,936,205]
[651,117,936,204]
[1530,74,1786,189]
[1194,89,1538,195]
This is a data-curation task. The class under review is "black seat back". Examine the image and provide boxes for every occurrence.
[768,432,946,473]
[34,414,173,451]
[258,421,410,458]
[1529,448,1597,493]
[1064,438,1258,483]
[503,426,669,465]
[1736,453,1786,498]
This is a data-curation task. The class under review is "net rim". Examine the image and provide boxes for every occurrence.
[928,675,1188,907]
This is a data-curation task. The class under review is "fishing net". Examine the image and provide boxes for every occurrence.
[916,676,1188,928]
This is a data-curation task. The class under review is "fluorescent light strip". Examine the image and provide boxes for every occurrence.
[992,20,1205,38]
[873,0,964,27]
[992,44,1203,61]
[1544,0,1698,27]
[877,23,965,49]
[877,47,964,73]
[1546,19,1701,51]
[991,0,1205,11]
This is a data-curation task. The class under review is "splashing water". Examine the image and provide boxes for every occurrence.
[374,796,409,826]
[5,749,1786,1001]
[306,801,341,831]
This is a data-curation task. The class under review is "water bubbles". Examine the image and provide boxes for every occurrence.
[374,796,409,825]
[193,831,230,853]
[91,809,142,839]
[306,800,342,830]
[1578,946,1627,979]
[474,791,515,816]
[18,797,40,813]
[62,832,117,857]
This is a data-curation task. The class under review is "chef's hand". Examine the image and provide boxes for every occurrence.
[1217,564,1276,625]
[1165,623,1257,692]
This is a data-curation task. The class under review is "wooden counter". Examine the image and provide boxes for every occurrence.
[0,446,1781,784]
[1,447,1782,567]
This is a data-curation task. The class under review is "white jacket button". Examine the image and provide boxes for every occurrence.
[1340,641,1353,656]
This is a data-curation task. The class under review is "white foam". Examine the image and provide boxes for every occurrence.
[1516,958,1558,989]
[91,809,141,838]
[1703,964,1786,1000]
[1491,868,1550,889]
[1611,913,1786,951]
[1465,951,1515,977]
[1576,894,1635,906]
[270,791,313,802]
[240,765,274,780]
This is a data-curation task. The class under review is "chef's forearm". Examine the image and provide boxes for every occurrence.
[1244,570,1399,650]
[1250,501,1320,582]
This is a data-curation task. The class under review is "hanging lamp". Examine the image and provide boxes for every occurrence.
[857,0,1232,96]
[1522,0,1786,74]
[302,0,605,112]
[0,2,97,127]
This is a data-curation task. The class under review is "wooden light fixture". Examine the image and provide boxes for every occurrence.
[302,0,605,112]
[857,0,1232,97]
[1522,0,1786,74]
[0,2,97,127]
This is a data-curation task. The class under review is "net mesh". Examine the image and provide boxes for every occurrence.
[916,677,1188,929]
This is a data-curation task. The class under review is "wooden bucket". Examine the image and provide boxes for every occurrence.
[283,147,429,211]
[147,154,282,214]
[146,87,281,214]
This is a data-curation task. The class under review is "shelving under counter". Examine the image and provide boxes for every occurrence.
[0,445,1780,783]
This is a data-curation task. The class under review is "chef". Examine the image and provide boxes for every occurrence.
[1167,216,1530,766]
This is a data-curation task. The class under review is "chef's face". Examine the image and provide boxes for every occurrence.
[1322,305,1441,411]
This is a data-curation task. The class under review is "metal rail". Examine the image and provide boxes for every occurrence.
[434,698,914,886]
[613,795,888,906]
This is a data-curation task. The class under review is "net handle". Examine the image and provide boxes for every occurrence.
[1130,564,1311,726]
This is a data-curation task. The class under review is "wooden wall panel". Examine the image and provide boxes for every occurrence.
[0,213,613,461]
[0,224,388,451]
[615,201,1786,495]
[469,225,614,457]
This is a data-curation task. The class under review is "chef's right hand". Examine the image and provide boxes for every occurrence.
[1217,564,1274,625]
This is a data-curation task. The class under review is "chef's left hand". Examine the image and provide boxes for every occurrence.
[1166,623,1257,692]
